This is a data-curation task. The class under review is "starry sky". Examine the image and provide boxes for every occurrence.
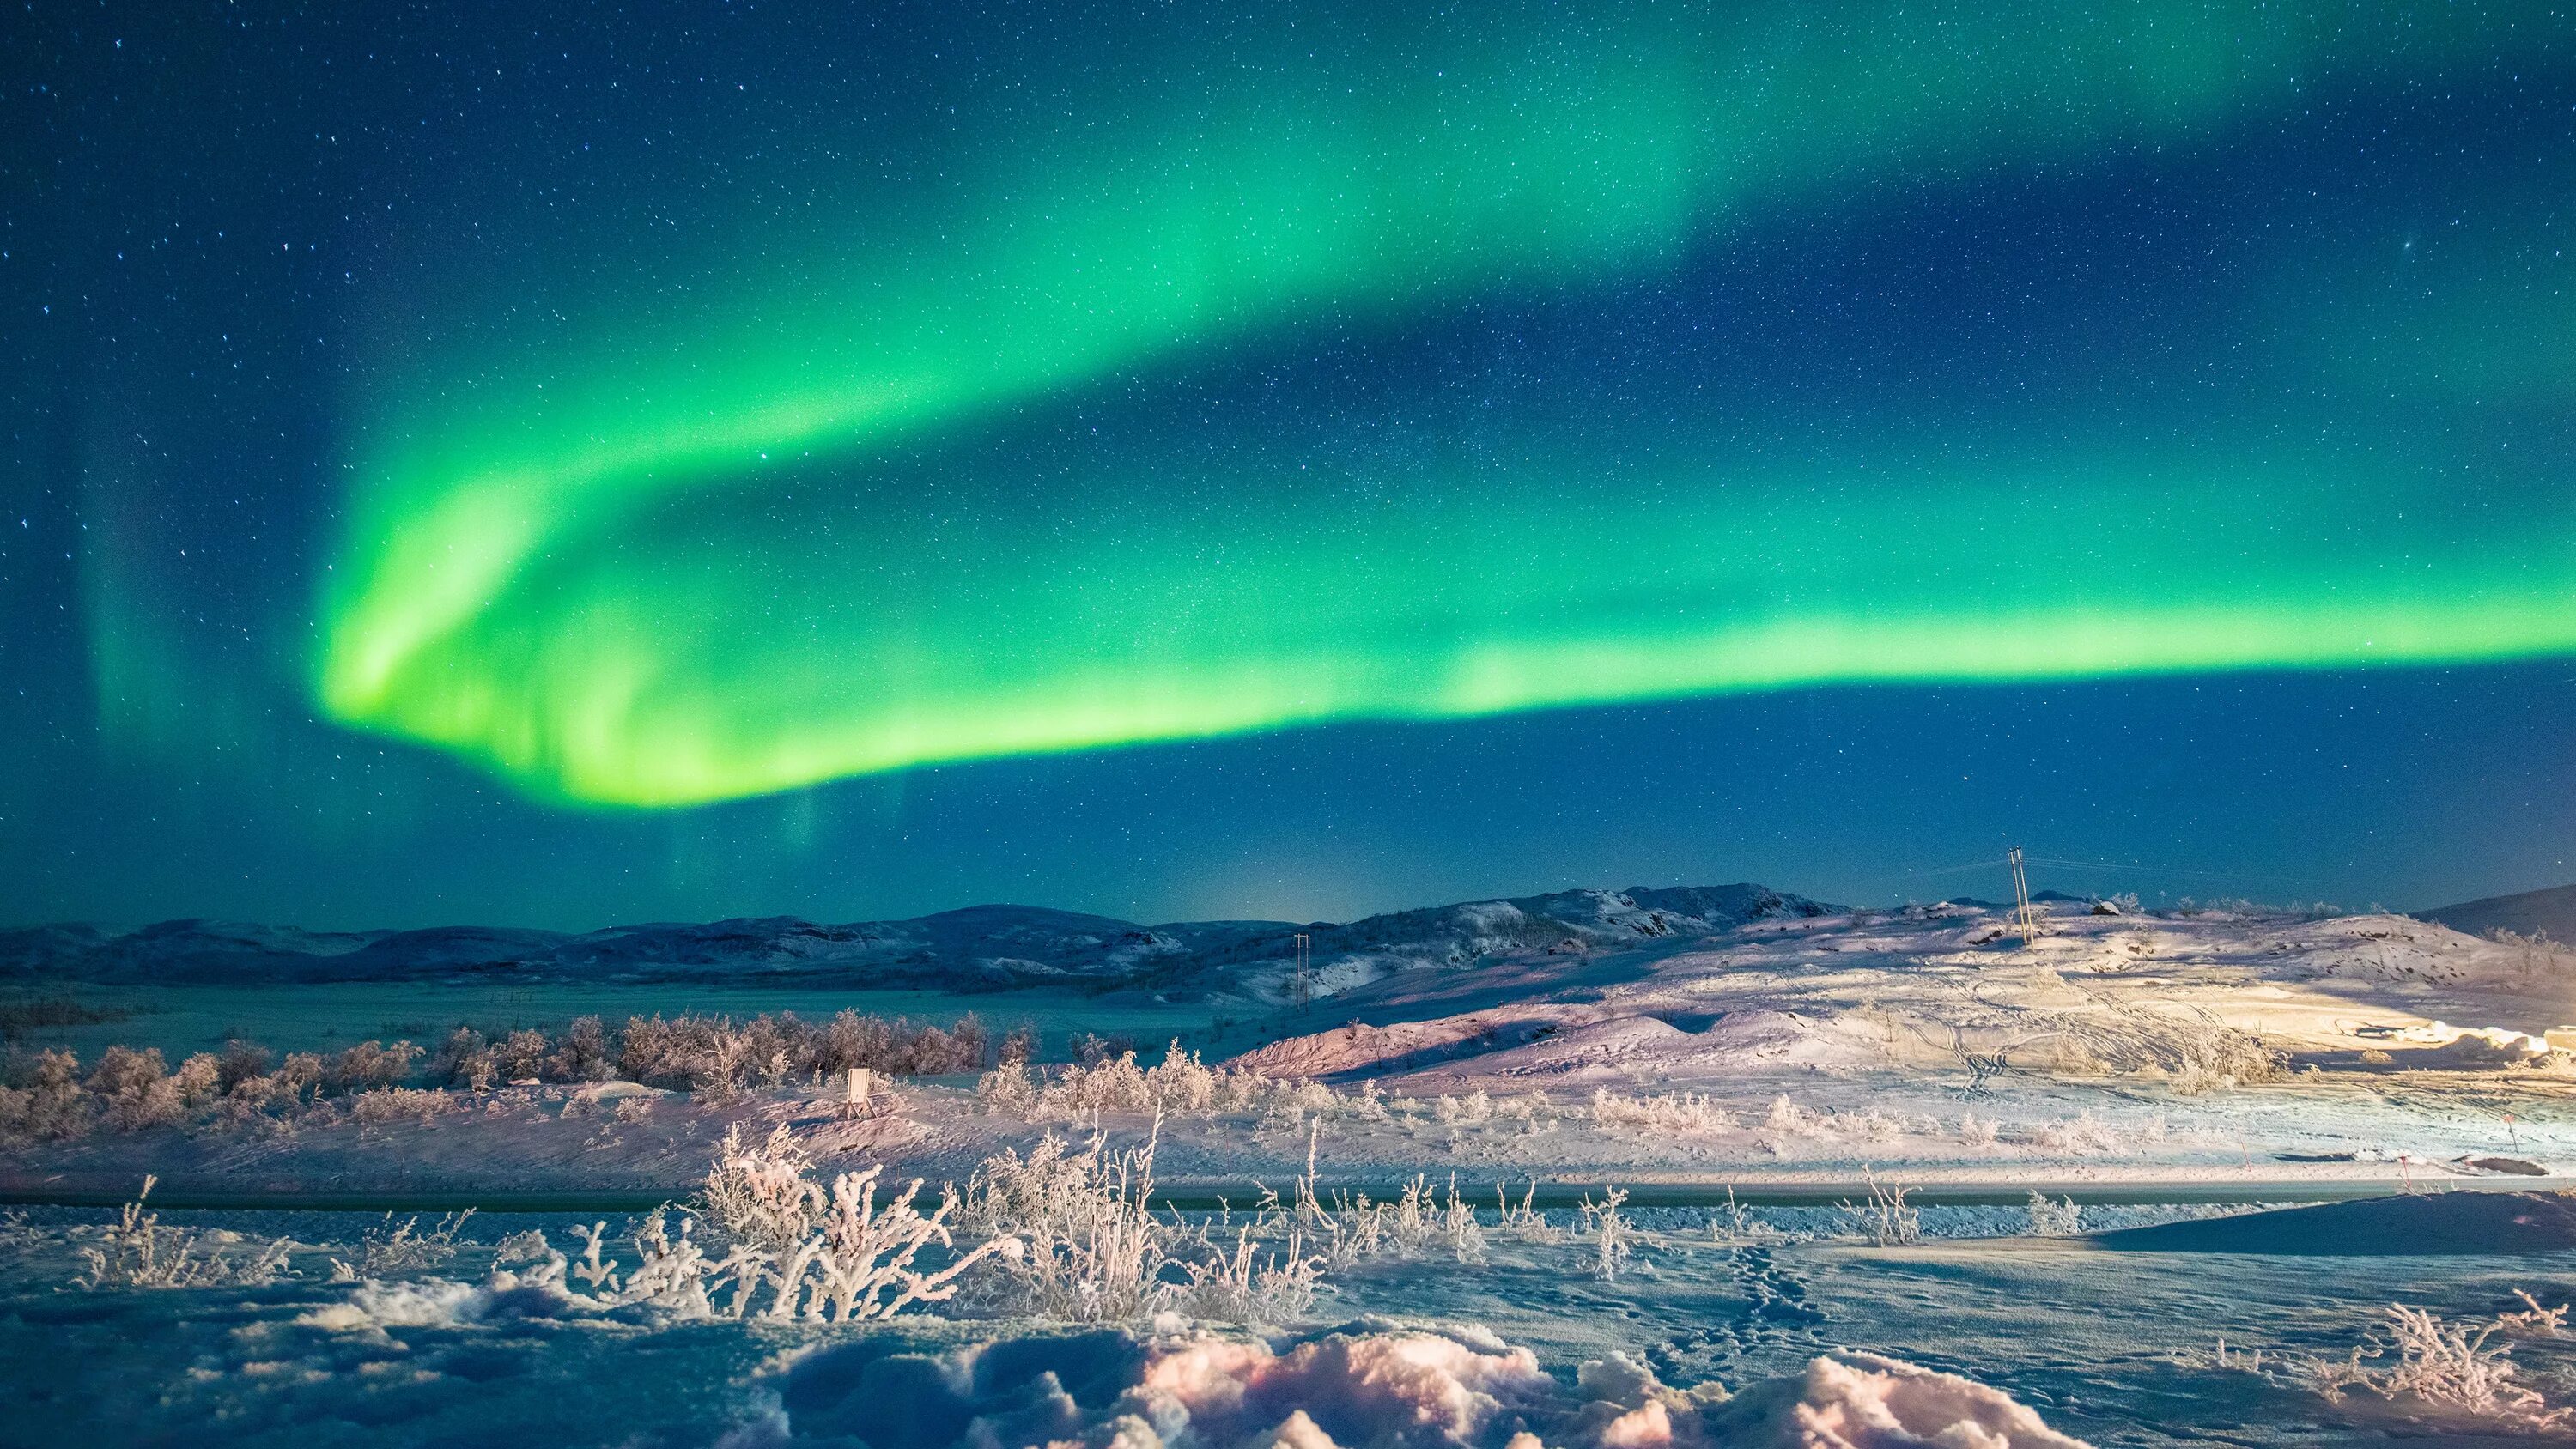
[6,1,2575,931]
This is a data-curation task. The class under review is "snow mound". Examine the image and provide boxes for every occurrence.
[727,1320,2089,1448]
[1698,1349,2091,1449]
[2093,1191,2576,1256]
[1225,1009,1597,1080]
[297,1278,491,1333]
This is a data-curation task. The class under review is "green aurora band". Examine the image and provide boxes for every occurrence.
[319,1,2576,807]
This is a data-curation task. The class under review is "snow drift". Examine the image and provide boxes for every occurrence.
[721,1319,2088,1449]
[2093,1190,2576,1256]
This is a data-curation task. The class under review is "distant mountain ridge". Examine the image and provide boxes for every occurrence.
[2416,882,2576,943]
[0,883,1836,992]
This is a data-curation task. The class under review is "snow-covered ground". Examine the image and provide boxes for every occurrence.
[5,1194,2575,1446]
[13,903,2574,1200]
[10,900,2576,1446]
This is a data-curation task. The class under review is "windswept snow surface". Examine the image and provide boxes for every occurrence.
[14,899,2576,1445]
[6,1197,2575,1447]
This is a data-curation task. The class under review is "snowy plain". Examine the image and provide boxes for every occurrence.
[9,894,2576,1446]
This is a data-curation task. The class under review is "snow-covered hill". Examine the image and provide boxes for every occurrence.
[0,882,1832,991]
[2419,880,2576,943]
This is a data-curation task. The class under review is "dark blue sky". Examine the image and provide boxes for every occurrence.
[6,2,2573,931]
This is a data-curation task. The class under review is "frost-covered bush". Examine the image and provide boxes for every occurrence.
[705,1124,829,1254]
[2268,1299,2572,1431]
[0,1047,90,1140]
[1834,1171,1921,1246]
[546,1015,613,1081]
[76,1176,291,1289]
[2024,1110,2127,1156]
[225,1051,325,1114]
[702,1123,1012,1322]
[1590,1088,1734,1132]
[974,1059,1041,1115]
[1711,1187,1787,1247]
[323,1040,422,1094]
[617,1009,999,1093]
[214,1040,273,1094]
[972,1129,1172,1320]
[431,1027,500,1091]
[492,1028,551,1082]
[2374,1303,2568,1428]
[170,1052,221,1107]
[329,1210,475,1278]
[998,1041,1275,1124]
[88,1046,185,1131]
[1334,1173,1493,1264]
[1578,1186,1635,1279]
[2024,1191,2082,1237]
[349,1086,457,1125]
[1177,1227,1325,1322]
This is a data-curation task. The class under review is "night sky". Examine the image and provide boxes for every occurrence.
[6,2,2575,931]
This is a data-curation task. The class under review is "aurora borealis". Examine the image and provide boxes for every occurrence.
[9,0,2576,926]
[317,0,2573,807]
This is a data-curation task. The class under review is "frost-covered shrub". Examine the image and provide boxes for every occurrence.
[88,1046,185,1131]
[1177,1227,1325,1323]
[617,1010,996,1092]
[349,1086,457,1125]
[76,1177,291,1289]
[261,1052,325,1106]
[547,1016,613,1081]
[1591,1088,1734,1132]
[2025,1110,2126,1156]
[1578,1186,1635,1279]
[0,1048,89,1140]
[2267,1300,2572,1431]
[329,1210,474,1278]
[492,1028,551,1082]
[171,1052,221,1108]
[1048,1049,1151,1115]
[2024,1191,2082,1237]
[1005,1042,1274,1124]
[431,1028,499,1091]
[975,1059,1041,1116]
[1069,1031,1137,1067]
[2043,1034,2111,1076]
[702,1123,1013,1321]
[997,1022,1038,1066]
[323,1040,422,1094]
[214,1040,273,1095]
[969,1128,1176,1321]
[705,1124,827,1255]
[1835,1171,1921,1246]
[2375,1303,2568,1428]
[1712,1187,1786,1247]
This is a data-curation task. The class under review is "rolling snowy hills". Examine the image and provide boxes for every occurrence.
[0,883,1834,991]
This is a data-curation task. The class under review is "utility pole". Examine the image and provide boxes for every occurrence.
[1289,931,1313,1010]
[2007,846,2039,949]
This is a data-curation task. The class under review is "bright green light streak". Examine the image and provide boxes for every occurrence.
[320,1,2554,804]
[366,432,2576,806]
